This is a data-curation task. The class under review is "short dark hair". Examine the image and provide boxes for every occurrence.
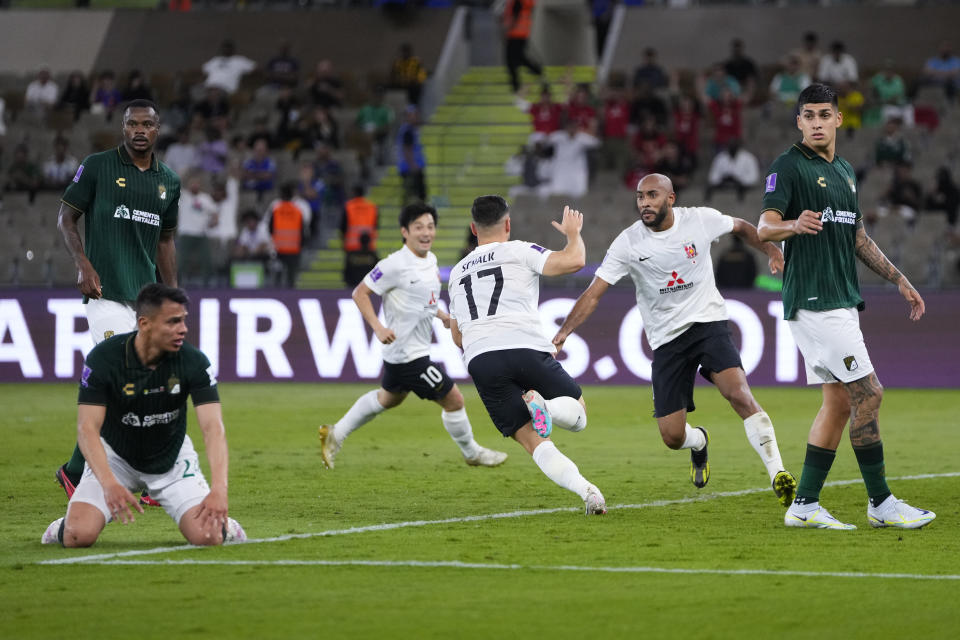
[123,99,159,118]
[399,202,437,228]
[797,83,838,112]
[136,283,189,319]
[471,195,509,227]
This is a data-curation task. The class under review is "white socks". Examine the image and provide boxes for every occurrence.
[531,441,591,499]
[545,396,587,432]
[681,423,707,451]
[743,411,785,482]
[441,408,481,459]
[334,390,386,442]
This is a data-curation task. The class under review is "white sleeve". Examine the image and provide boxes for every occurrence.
[698,207,736,242]
[517,241,552,275]
[363,256,397,296]
[594,234,629,285]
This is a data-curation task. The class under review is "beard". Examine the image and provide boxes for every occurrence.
[639,201,669,228]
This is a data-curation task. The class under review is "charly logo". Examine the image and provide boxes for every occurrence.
[114,204,131,219]
[116,177,126,188]
[817,176,826,188]
[123,382,136,396]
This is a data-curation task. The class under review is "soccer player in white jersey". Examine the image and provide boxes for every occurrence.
[553,173,798,507]
[448,195,606,515]
[319,203,508,469]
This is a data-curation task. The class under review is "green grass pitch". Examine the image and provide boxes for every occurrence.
[2,383,958,639]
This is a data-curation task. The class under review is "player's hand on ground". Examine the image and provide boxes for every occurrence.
[551,206,583,237]
[103,481,143,524]
[194,488,229,541]
[899,281,925,321]
[76,260,102,299]
[375,327,397,344]
[767,246,785,274]
[793,209,823,235]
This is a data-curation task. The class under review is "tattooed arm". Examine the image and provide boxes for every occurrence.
[854,220,925,321]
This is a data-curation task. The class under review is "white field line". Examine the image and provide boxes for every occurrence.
[78,558,960,581]
[39,471,959,567]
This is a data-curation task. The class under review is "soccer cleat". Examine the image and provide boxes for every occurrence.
[584,486,607,515]
[41,517,64,545]
[522,390,552,438]
[223,517,247,544]
[54,464,80,499]
[784,503,857,530]
[689,427,710,488]
[772,470,798,508]
[464,446,508,467]
[318,424,341,469]
[139,492,161,508]
[867,495,936,529]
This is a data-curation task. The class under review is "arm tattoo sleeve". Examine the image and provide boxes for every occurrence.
[854,221,904,286]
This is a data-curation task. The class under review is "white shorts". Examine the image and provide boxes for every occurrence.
[788,307,875,385]
[85,298,137,344]
[70,434,210,525]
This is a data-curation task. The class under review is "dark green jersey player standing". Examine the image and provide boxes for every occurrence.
[42,284,245,548]
[758,83,934,531]
[55,99,181,502]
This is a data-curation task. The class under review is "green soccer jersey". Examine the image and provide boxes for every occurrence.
[78,332,218,474]
[761,142,864,320]
[62,146,181,303]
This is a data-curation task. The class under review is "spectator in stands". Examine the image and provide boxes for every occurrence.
[90,71,123,121]
[769,56,811,105]
[25,67,59,116]
[42,136,79,191]
[308,59,344,109]
[192,86,230,133]
[922,41,960,103]
[343,231,379,289]
[356,87,394,168]
[397,107,427,204]
[589,0,615,58]
[210,171,240,276]
[519,85,565,143]
[633,47,668,91]
[314,142,346,224]
[296,161,325,241]
[505,141,552,198]
[165,83,194,136]
[177,170,219,287]
[390,43,428,107]
[198,126,228,175]
[701,64,740,102]
[707,87,743,151]
[724,39,758,103]
[343,185,379,256]
[58,71,90,121]
[878,162,923,225]
[705,138,758,203]
[242,138,277,201]
[787,31,821,80]
[502,0,543,94]
[546,117,599,198]
[567,83,598,133]
[203,39,256,96]
[715,236,757,289]
[122,70,153,102]
[630,81,668,128]
[5,144,41,203]
[306,106,340,151]
[653,140,694,197]
[266,42,300,89]
[926,166,959,229]
[874,116,911,167]
[817,40,858,85]
[163,127,198,178]
[632,115,667,175]
[274,85,302,148]
[871,61,913,128]
[226,134,247,175]
[836,81,864,139]
[265,182,308,288]
[671,93,701,166]
[246,116,278,150]
[233,210,273,261]
[600,81,631,173]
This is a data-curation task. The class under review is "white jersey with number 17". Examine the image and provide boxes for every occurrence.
[448,240,555,365]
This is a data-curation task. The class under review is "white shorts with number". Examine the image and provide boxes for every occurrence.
[86,298,137,344]
[788,307,875,385]
[70,434,210,524]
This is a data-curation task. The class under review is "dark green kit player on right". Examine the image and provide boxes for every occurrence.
[757,83,934,530]
[55,99,181,506]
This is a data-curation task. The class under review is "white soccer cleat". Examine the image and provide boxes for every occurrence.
[784,503,856,530]
[224,517,247,544]
[41,517,64,545]
[867,495,936,529]
[318,424,341,469]
[584,486,607,515]
[522,390,552,438]
[464,446,508,467]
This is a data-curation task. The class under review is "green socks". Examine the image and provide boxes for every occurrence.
[64,444,86,477]
[795,444,836,505]
[853,441,892,508]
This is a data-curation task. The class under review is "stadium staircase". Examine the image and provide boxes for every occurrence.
[296,65,596,290]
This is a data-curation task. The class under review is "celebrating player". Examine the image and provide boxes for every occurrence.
[448,196,606,515]
[553,173,797,506]
[319,203,508,469]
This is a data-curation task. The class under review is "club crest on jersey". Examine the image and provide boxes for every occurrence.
[683,242,697,259]
[168,375,182,394]
[158,184,167,200]
[843,355,859,371]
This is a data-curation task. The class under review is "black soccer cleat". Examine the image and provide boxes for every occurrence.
[689,427,710,489]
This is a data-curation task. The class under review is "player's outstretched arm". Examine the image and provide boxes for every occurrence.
[77,404,143,523]
[57,203,102,299]
[156,228,178,288]
[757,209,822,242]
[732,217,784,274]
[194,402,229,534]
[352,281,396,344]
[553,276,611,352]
[854,221,925,321]
[543,205,586,276]
[436,307,452,329]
